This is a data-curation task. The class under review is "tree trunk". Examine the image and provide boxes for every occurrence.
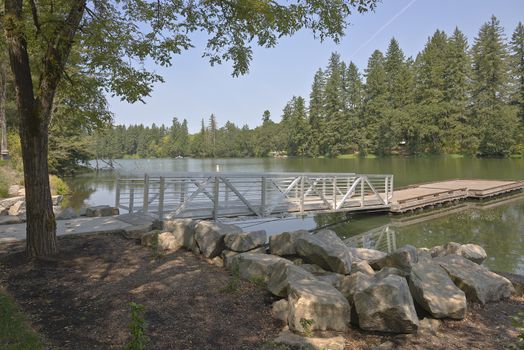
[0,62,7,160]
[20,108,57,256]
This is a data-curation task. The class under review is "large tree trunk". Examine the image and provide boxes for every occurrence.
[20,108,57,256]
[0,62,7,160]
[4,0,86,257]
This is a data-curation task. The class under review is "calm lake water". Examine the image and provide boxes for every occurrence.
[66,156,524,274]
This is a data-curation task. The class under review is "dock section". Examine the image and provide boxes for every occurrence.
[390,179,524,213]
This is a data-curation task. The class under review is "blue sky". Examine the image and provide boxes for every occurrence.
[109,0,524,133]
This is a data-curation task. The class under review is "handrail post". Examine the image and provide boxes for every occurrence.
[158,176,165,220]
[384,176,389,204]
[213,176,219,220]
[143,174,150,214]
[360,176,365,207]
[115,177,120,208]
[261,176,267,217]
[332,177,337,209]
[129,182,135,214]
[299,176,305,213]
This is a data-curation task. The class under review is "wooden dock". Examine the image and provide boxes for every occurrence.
[390,179,524,213]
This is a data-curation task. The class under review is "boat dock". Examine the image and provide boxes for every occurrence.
[390,179,524,213]
[114,173,524,219]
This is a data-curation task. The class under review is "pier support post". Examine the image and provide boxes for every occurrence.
[158,176,165,220]
[143,174,150,214]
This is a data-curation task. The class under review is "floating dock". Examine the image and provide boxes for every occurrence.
[390,179,524,213]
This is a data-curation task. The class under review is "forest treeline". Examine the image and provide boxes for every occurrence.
[93,17,524,161]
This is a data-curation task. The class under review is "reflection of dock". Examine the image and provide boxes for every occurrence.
[345,192,524,252]
[390,179,524,213]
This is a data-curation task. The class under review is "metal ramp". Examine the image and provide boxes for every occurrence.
[115,172,394,220]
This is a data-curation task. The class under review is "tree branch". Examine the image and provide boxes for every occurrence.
[29,0,41,34]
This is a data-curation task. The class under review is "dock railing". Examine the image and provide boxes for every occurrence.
[115,172,394,220]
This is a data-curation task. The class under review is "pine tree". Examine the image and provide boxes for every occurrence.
[323,53,346,156]
[510,22,524,124]
[345,62,364,152]
[209,114,218,158]
[308,69,326,156]
[444,28,473,153]
[471,16,518,156]
[363,50,388,154]
[284,96,310,156]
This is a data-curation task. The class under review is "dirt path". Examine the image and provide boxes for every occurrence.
[0,235,523,350]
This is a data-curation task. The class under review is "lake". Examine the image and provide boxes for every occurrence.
[65,156,524,274]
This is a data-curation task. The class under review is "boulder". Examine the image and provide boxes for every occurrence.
[435,254,514,304]
[0,215,22,225]
[407,258,466,319]
[354,274,419,333]
[85,205,117,217]
[157,231,184,251]
[348,247,387,263]
[0,196,24,209]
[458,244,487,264]
[372,245,418,275]
[269,230,309,256]
[52,195,63,206]
[222,246,266,268]
[352,260,375,275]
[229,253,290,282]
[162,219,197,251]
[296,230,352,274]
[268,260,316,297]
[288,279,350,332]
[336,272,375,302]
[224,230,266,252]
[274,328,345,350]
[123,224,153,239]
[272,299,289,322]
[55,207,78,220]
[315,272,346,288]
[194,221,242,258]
[374,266,410,279]
[0,205,7,216]
[8,200,25,216]
[299,264,328,274]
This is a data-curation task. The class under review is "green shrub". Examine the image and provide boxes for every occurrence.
[124,302,149,350]
[0,178,8,198]
[49,175,70,195]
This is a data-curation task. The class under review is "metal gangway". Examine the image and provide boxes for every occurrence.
[115,172,394,220]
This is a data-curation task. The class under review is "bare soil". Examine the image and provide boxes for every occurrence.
[0,234,522,350]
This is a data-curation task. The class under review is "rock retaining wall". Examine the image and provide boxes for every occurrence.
[142,219,515,347]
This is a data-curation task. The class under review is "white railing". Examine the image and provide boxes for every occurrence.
[115,172,394,220]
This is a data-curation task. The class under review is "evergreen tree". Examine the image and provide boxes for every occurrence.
[345,62,364,152]
[262,110,271,125]
[283,96,310,156]
[209,114,218,157]
[510,22,524,124]
[323,53,346,156]
[308,69,326,156]
[471,16,518,156]
[363,50,388,154]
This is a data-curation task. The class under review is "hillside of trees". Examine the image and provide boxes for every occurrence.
[92,17,524,160]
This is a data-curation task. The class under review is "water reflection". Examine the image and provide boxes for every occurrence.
[342,195,524,274]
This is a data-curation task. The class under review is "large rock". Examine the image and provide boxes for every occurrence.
[85,205,118,217]
[8,200,25,216]
[458,244,487,264]
[229,253,290,282]
[372,245,418,275]
[157,231,185,251]
[0,215,22,225]
[407,258,466,319]
[268,260,316,297]
[296,230,352,274]
[435,254,514,304]
[336,272,375,302]
[348,247,387,263]
[269,230,309,256]
[274,328,345,350]
[430,242,487,264]
[288,279,350,332]
[354,274,419,333]
[162,219,197,251]
[0,196,24,209]
[224,230,266,252]
[352,260,375,275]
[8,185,22,197]
[194,221,242,258]
[55,207,78,220]
[272,299,289,322]
[222,246,266,268]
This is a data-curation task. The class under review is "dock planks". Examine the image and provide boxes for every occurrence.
[390,179,524,213]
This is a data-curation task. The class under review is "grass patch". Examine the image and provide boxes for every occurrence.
[0,289,44,350]
[248,275,267,289]
[220,264,241,293]
[337,153,377,159]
